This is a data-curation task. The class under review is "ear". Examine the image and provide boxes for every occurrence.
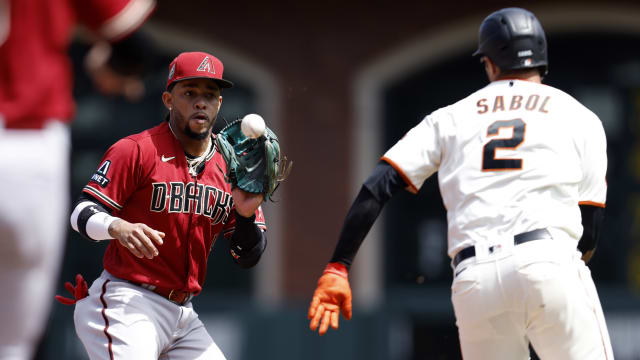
[216,96,223,111]
[483,57,500,81]
[162,91,173,111]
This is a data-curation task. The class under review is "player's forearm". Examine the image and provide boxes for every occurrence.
[329,161,407,270]
[578,204,605,263]
[329,186,385,269]
[229,213,267,268]
[70,196,118,242]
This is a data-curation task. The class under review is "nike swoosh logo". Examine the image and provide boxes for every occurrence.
[161,155,175,162]
[246,158,263,172]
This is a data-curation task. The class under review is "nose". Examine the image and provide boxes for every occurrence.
[194,97,207,110]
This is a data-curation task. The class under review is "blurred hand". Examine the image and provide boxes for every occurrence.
[108,219,164,259]
[308,263,352,336]
[85,41,145,102]
[232,188,264,218]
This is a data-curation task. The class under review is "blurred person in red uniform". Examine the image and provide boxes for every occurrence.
[67,52,268,359]
[0,0,155,358]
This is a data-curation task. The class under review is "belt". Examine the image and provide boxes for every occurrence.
[452,228,552,268]
[133,282,193,305]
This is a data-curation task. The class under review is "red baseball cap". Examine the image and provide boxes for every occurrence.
[166,51,234,90]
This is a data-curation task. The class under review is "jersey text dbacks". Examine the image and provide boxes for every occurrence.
[150,181,232,225]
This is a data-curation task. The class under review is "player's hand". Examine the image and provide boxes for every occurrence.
[308,263,353,336]
[232,188,264,218]
[85,41,145,102]
[108,219,165,259]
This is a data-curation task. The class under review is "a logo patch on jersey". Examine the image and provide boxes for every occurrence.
[196,56,215,74]
[90,160,111,188]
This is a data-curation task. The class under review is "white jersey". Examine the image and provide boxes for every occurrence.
[383,79,607,257]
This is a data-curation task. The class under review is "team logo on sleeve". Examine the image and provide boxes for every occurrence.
[90,160,111,188]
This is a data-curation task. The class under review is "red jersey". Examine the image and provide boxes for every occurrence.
[0,0,155,129]
[83,121,267,295]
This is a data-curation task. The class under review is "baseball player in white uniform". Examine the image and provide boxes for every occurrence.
[308,7,614,360]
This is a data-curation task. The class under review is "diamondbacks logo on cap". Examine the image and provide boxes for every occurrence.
[197,56,215,74]
[168,64,176,79]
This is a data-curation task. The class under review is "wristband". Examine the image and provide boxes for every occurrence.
[86,212,119,240]
[70,200,118,241]
[323,262,348,279]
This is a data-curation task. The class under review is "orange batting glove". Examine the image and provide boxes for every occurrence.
[308,262,353,335]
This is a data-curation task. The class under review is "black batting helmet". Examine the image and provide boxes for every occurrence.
[473,7,548,76]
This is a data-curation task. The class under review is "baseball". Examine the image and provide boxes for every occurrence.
[241,113,266,138]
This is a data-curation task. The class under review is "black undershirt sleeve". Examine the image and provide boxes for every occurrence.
[329,161,408,269]
[577,204,604,255]
[229,213,267,269]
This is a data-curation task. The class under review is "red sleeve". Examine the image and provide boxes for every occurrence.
[222,205,267,239]
[82,138,142,212]
[73,0,155,41]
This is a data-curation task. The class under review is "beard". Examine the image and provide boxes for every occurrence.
[184,122,213,140]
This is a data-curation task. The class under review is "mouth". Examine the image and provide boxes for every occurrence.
[190,112,210,124]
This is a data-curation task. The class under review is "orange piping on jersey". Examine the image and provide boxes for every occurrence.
[380,156,419,194]
[578,201,606,208]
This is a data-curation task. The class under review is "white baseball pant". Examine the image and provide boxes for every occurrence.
[0,121,70,360]
[451,236,614,360]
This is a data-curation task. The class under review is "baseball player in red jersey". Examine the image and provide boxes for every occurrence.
[308,8,614,360]
[66,52,268,360]
[0,0,154,359]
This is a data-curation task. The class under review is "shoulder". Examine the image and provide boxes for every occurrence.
[121,122,172,147]
[108,122,173,157]
[540,84,602,126]
[431,84,495,119]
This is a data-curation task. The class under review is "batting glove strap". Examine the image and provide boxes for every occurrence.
[323,262,348,279]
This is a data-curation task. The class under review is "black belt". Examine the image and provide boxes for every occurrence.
[453,228,552,268]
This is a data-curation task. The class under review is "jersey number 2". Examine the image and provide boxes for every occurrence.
[482,118,526,171]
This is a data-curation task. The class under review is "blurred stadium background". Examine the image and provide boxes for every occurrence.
[37,1,640,359]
